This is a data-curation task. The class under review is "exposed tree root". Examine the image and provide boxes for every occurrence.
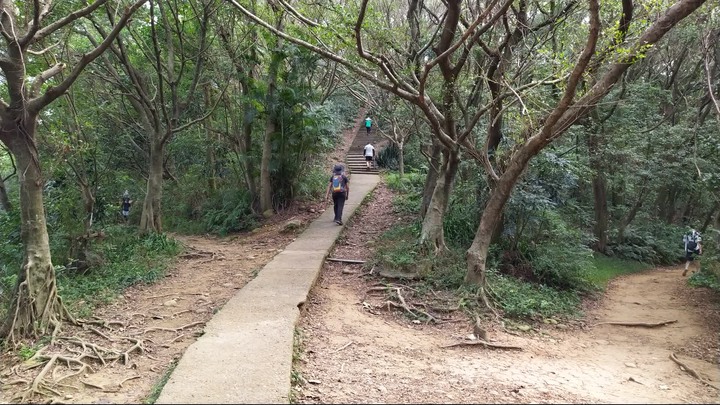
[142,321,203,334]
[669,353,719,390]
[594,320,677,328]
[440,340,523,351]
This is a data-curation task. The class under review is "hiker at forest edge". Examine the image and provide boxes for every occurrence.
[365,116,372,134]
[363,142,376,170]
[120,191,133,223]
[682,228,702,276]
[325,164,350,225]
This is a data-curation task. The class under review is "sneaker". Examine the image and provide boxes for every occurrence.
[335,220,343,225]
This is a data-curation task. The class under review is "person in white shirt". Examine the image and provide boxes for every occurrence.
[363,142,376,170]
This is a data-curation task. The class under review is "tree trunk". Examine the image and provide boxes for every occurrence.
[420,139,442,219]
[398,141,405,177]
[0,116,65,342]
[0,176,12,211]
[139,142,164,233]
[700,200,719,233]
[588,128,608,252]
[259,45,282,216]
[466,165,522,284]
[617,189,646,244]
[420,147,459,252]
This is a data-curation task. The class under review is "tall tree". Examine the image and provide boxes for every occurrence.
[87,0,219,233]
[0,0,147,343]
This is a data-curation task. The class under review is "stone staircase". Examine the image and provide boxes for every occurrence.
[344,123,385,175]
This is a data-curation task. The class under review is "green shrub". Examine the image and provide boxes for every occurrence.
[200,189,258,236]
[376,142,400,170]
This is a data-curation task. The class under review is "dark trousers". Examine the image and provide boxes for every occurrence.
[366,126,371,134]
[332,192,346,221]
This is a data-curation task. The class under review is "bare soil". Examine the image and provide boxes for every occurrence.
[1,116,718,403]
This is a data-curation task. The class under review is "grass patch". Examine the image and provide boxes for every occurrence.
[290,327,306,404]
[57,226,182,318]
[586,254,652,290]
[144,359,178,404]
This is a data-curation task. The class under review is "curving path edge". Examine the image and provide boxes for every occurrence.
[156,173,380,404]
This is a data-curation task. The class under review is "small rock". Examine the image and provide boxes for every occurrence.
[307,379,321,385]
[309,208,316,213]
[247,255,256,259]
[262,209,274,218]
[163,299,178,307]
[466,334,477,341]
[555,324,568,329]
[659,384,670,390]
[625,362,637,368]
[411,320,421,324]
[517,324,532,332]
[222,283,233,288]
[377,385,387,393]
[64,395,73,399]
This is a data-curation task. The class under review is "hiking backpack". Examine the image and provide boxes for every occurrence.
[331,175,345,193]
[684,232,698,251]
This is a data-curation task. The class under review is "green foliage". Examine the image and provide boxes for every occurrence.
[587,254,652,289]
[489,272,582,318]
[384,172,424,215]
[17,343,38,361]
[0,209,22,318]
[607,223,687,265]
[56,226,182,316]
[688,252,720,293]
[199,189,258,236]
[371,223,422,273]
[375,142,399,170]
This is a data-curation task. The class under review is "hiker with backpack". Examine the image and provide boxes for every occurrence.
[682,228,702,276]
[325,164,350,225]
[120,190,133,224]
[365,116,372,135]
[363,142,376,170]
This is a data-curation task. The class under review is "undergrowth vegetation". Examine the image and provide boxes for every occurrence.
[56,226,182,318]
[376,172,660,320]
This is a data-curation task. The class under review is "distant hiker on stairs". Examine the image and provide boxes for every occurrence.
[363,142,376,170]
[365,116,372,135]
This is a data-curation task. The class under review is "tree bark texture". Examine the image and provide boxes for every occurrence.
[0,115,64,342]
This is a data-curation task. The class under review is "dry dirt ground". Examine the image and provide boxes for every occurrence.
[1,118,719,404]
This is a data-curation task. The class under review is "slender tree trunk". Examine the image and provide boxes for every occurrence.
[0,116,65,342]
[420,147,459,252]
[398,141,405,177]
[591,175,608,252]
[204,85,217,192]
[700,200,719,233]
[259,40,283,216]
[616,189,645,244]
[0,176,12,211]
[420,139,442,219]
[140,141,164,233]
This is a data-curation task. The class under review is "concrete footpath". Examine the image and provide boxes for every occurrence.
[156,173,380,404]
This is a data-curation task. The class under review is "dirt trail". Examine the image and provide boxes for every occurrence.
[294,184,720,404]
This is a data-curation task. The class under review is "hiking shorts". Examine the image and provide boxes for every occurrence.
[365,156,373,161]
[122,210,130,218]
[685,249,700,261]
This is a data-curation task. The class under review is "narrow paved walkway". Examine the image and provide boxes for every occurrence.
[156,174,380,404]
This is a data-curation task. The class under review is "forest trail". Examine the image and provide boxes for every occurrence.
[293,183,720,404]
[0,116,717,404]
[296,264,719,404]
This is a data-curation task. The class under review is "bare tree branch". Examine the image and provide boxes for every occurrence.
[28,0,149,112]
